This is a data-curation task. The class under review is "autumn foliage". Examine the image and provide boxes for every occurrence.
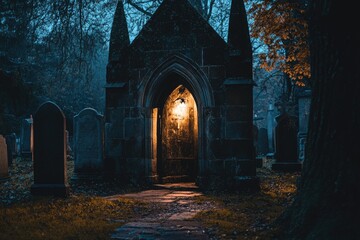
[247,0,310,86]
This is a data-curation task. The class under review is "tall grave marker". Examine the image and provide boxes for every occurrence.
[31,101,69,197]
[298,90,311,162]
[20,117,33,159]
[73,108,104,179]
[266,103,275,157]
[0,135,9,181]
[272,113,302,171]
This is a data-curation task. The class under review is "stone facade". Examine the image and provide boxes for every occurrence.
[105,0,257,190]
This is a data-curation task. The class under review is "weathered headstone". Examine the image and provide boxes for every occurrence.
[65,130,73,160]
[266,103,275,157]
[14,133,19,156]
[257,128,269,156]
[298,134,307,162]
[298,91,311,134]
[11,133,18,155]
[272,113,302,171]
[253,124,259,154]
[31,101,69,197]
[73,108,104,179]
[0,135,9,181]
[5,133,17,165]
[16,137,20,156]
[20,116,33,159]
[298,90,311,161]
[5,136,13,165]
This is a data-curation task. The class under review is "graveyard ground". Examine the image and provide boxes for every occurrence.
[0,158,300,240]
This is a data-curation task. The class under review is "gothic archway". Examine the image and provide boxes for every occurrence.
[139,54,214,183]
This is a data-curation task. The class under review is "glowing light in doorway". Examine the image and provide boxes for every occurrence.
[173,98,187,119]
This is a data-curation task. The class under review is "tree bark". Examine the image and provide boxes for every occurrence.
[281,0,360,239]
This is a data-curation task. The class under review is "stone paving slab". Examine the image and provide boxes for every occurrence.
[111,220,208,240]
[108,183,210,240]
[105,189,203,203]
[168,210,201,220]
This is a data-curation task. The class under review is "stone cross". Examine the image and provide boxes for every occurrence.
[30,101,69,197]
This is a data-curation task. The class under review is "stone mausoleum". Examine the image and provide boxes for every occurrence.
[105,0,258,190]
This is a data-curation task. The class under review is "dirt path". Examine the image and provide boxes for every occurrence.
[104,183,215,240]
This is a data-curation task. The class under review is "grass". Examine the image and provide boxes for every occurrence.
[0,195,149,240]
[0,158,155,240]
[0,158,300,240]
[193,167,300,240]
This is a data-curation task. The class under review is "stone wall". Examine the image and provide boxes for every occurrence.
[105,0,257,190]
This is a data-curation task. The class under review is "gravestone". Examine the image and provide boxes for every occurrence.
[16,137,20,156]
[0,135,9,181]
[20,116,33,159]
[298,135,307,162]
[298,90,311,161]
[257,128,269,156]
[5,136,13,165]
[272,113,302,171]
[253,124,259,154]
[5,133,17,165]
[65,130,73,160]
[266,103,275,158]
[31,101,70,197]
[14,133,19,156]
[73,108,104,179]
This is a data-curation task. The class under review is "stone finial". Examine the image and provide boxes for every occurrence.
[226,0,252,79]
[109,0,129,61]
[228,0,252,61]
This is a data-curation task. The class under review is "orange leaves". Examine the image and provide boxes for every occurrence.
[248,0,311,84]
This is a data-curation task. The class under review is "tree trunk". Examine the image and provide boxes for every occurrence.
[281,0,360,239]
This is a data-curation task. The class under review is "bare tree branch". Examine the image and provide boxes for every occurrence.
[126,0,152,16]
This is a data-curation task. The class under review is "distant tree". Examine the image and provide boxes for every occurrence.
[246,0,310,116]
[247,0,310,86]
[279,0,360,238]
[1,0,115,117]
[0,0,42,132]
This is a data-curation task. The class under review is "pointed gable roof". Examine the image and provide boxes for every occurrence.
[130,0,226,50]
[109,0,129,61]
[228,0,252,61]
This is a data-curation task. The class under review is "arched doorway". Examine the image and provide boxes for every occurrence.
[139,55,215,184]
[159,85,198,183]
